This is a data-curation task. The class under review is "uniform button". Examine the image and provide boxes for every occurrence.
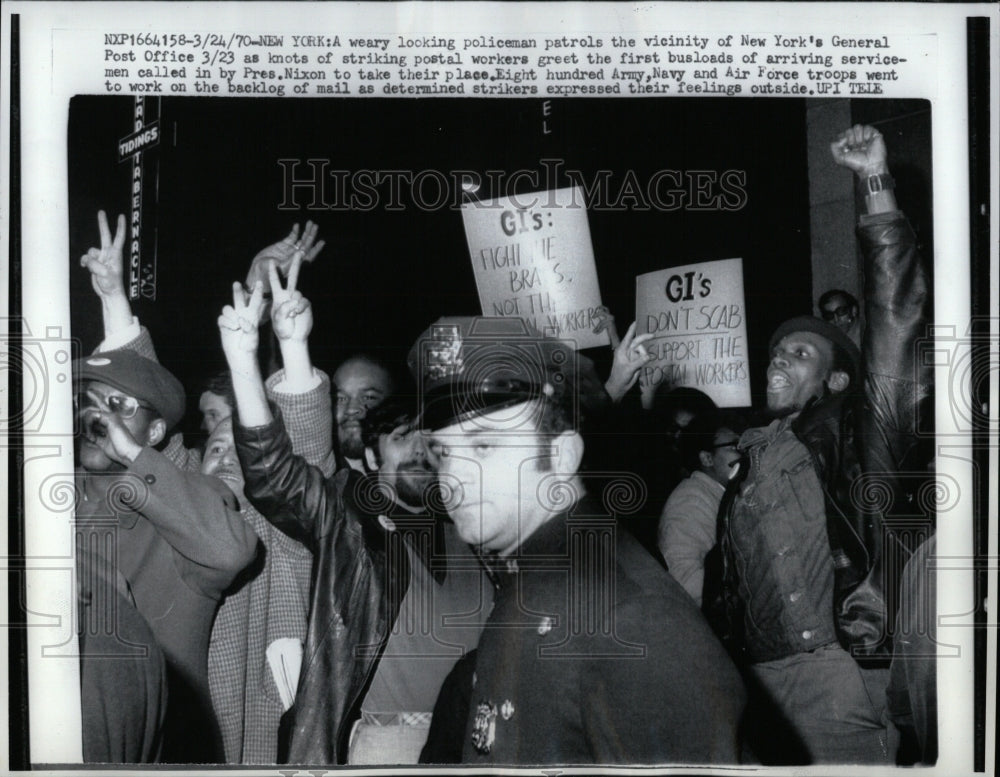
[802,630,813,640]
[144,474,156,485]
[501,700,515,720]
[537,617,553,635]
[789,592,801,603]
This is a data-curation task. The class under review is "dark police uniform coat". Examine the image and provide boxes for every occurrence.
[460,498,745,765]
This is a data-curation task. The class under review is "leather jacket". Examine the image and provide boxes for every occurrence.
[234,407,409,764]
[719,210,930,664]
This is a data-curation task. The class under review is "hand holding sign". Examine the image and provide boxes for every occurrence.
[636,258,750,408]
[605,322,655,402]
[592,305,621,349]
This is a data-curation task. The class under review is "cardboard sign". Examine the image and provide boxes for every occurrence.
[636,258,750,408]
[462,186,609,350]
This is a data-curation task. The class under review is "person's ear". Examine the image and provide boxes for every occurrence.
[552,431,584,475]
[698,450,714,470]
[145,418,167,447]
[364,446,379,472]
[828,370,850,394]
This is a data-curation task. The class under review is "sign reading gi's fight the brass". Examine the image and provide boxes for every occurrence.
[636,258,750,408]
[461,186,609,350]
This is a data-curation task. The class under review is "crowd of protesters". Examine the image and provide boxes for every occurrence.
[72,125,935,766]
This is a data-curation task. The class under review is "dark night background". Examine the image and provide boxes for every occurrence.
[68,97,931,443]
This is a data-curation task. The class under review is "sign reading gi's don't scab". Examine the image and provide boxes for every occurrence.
[636,258,751,408]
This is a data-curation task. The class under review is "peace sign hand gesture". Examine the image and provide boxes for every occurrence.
[268,250,313,343]
[218,280,266,370]
[80,210,127,299]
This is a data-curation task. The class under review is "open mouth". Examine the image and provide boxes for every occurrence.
[767,371,791,392]
[81,423,108,445]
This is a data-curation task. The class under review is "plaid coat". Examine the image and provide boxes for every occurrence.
[208,369,335,763]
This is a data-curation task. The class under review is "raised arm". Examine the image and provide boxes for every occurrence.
[219,279,272,427]
[830,124,898,216]
[80,210,204,470]
[831,124,929,470]
[268,250,318,391]
[244,221,325,376]
[80,210,136,342]
[219,275,333,543]
[264,249,337,475]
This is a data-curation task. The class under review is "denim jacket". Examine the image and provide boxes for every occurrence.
[719,211,930,665]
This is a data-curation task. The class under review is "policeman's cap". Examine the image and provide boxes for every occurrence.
[407,316,606,432]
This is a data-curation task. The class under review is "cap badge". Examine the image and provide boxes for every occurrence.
[425,324,465,381]
[471,700,497,754]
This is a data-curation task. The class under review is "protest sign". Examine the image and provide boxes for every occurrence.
[636,258,750,407]
[462,186,608,350]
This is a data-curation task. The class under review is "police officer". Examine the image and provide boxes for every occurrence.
[412,316,746,765]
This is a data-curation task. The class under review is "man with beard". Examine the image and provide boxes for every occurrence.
[333,354,395,472]
[716,125,931,763]
[223,257,491,764]
[336,400,493,764]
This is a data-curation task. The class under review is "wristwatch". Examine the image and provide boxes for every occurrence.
[865,173,895,195]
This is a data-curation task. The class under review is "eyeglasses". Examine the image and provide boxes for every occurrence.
[711,441,739,450]
[820,303,855,322]
[74,392,156,419]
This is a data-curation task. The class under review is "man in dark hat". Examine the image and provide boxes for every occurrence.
[74,349,258,762]
[413,316,745,765]
[714,125,931,763]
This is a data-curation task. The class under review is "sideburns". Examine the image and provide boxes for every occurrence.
[534,436,557,472]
